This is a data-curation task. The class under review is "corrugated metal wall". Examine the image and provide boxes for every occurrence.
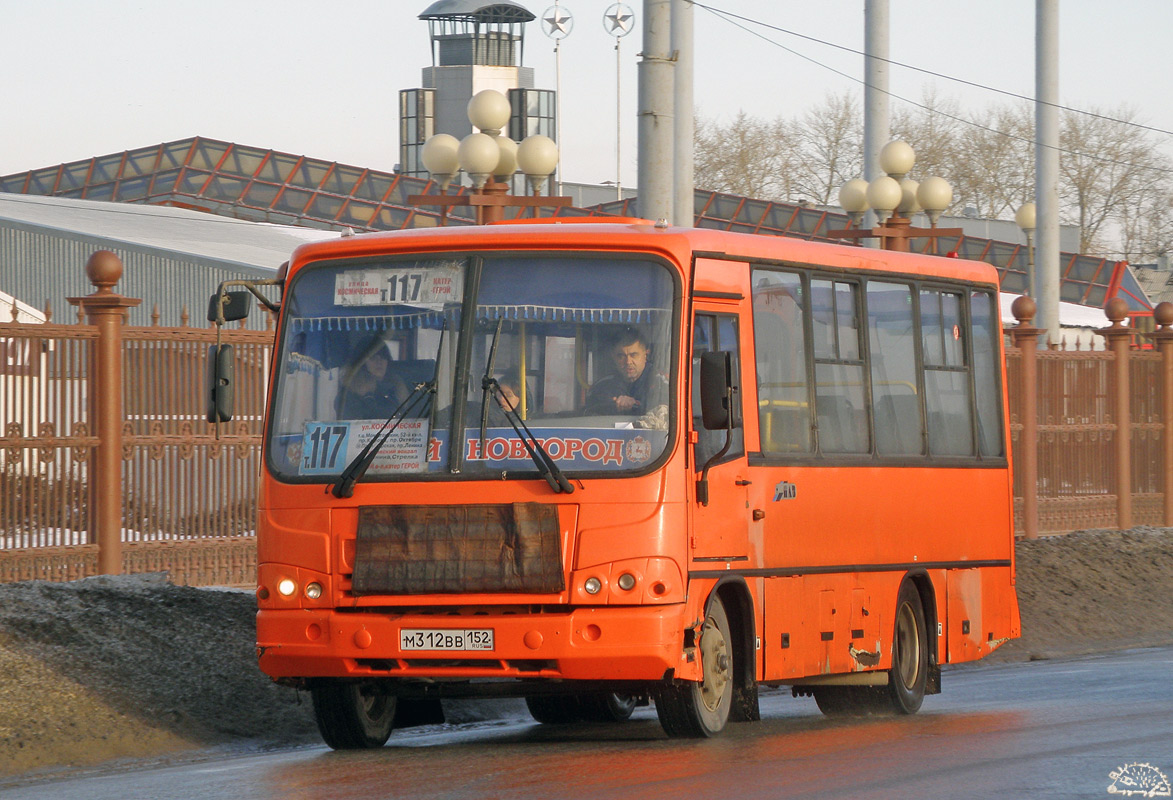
[0,220,277,329]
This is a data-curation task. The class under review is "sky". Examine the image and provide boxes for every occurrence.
[2,1,1171,194]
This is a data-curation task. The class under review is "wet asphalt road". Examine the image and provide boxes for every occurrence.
[6,647,1172,800]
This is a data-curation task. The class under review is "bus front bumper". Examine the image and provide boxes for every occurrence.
[257,603,689,682]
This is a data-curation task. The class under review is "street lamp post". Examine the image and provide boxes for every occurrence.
[1016,202,1037,300]
[408,90,571,225]
[829,141,962,253]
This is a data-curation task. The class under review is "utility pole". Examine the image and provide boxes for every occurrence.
[863,0,890,235]
[671,0,693,227]
[638,0,674,223]
[1035,0,1061,344]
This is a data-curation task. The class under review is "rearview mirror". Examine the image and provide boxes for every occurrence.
[207,291,252,324]
[205,344,235,423]
[699,350,734,430]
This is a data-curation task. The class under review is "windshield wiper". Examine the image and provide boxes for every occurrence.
[330,382,434,499]
[333,319,450,499]
[479,319,504,457]
[483,376,574,494]
[427,319,447,438]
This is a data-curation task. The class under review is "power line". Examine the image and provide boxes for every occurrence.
[689,1,1173,140]
[690,2,1173,176]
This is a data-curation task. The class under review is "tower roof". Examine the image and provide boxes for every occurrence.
[419,1,535,24]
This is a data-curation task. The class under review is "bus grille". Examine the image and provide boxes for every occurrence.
[352,503,564,596]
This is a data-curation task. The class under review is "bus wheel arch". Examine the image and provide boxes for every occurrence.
[656,578,758,737]
[712,577,761,723]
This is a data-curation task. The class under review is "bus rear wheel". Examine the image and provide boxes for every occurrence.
[655,596,733,738]
[311,680,396,749]
[812,582,928,717]
[886,582,928,714]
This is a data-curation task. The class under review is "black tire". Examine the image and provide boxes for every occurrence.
[311,680,396,750]
[887,581,928,714]
[655,596,734,738]
[525,694,582,724]
[579,692,638,722]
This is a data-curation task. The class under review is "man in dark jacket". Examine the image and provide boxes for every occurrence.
[586,328,667,418]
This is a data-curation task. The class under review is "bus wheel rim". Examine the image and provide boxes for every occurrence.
[699,618,730,711]
[894,602,920,689]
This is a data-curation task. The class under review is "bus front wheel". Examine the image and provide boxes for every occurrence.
[311,680,396,749]
[655,596,733,737]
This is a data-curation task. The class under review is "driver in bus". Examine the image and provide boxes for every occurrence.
[586,327,668,428]
[336,338,409,420]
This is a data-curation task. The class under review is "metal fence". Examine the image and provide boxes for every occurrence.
[1,251,270,585]
[1006,296,1173,537]
[2,254,1172,586]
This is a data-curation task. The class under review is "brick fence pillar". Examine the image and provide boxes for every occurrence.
[1100,298,1133,531]
[67,252,141,574]
[1009,296,1043,540]
[1152,302,1173,527]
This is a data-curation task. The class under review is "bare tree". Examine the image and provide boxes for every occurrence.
[1059,106,1169,255]
[945,103,1034,219]
[694,92,1173,261]
[791,92,863,206]
[891,89,966,179]
[1117,178,1173,263]
[693,110,798,202]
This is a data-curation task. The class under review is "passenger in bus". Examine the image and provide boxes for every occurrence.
[336,339,409,420]
[489,371,526,424]
[586,327,668,428]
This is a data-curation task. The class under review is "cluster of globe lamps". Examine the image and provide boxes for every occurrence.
[420,89,559,199]
[837,140,953,235]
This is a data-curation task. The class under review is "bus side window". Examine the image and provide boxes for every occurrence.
[970,290,1004,457]
[867,281,924,455]
[921,289,975,456]
[692,312,743,464]
[751,269,812,454]
[812,279,869,454]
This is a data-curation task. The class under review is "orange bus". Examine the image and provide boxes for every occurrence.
[212,218,1019,747]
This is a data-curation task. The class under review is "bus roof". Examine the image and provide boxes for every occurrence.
[288,219,1001,289]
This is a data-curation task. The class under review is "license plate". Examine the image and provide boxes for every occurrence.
[399,628,494,651]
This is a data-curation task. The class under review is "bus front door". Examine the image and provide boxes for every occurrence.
[690,308,751,561]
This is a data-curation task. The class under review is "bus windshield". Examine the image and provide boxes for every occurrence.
[266,253,677,482]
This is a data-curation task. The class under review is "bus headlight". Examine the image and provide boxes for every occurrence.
[584,577,602,595]
[617,572,636,591]
[304,582,323,600]
[277,578,297,597]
